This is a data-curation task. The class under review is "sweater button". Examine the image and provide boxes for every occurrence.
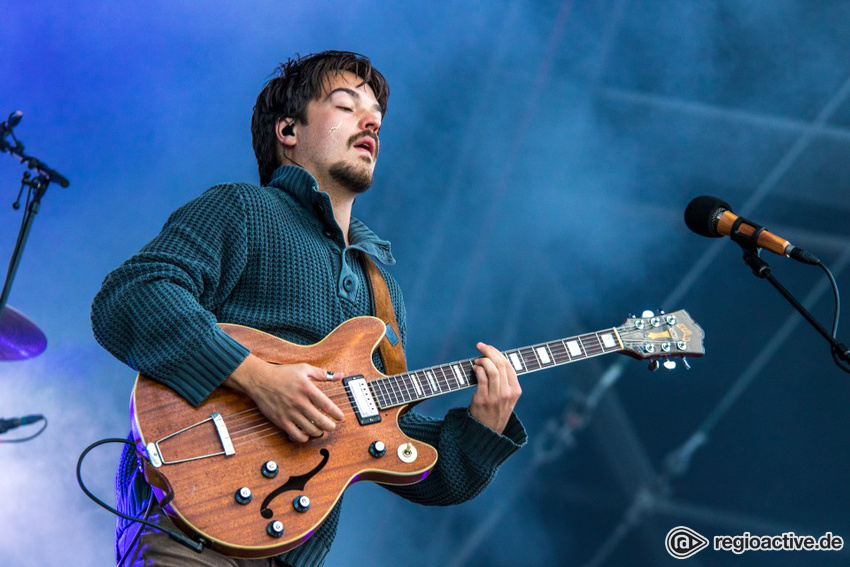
[343,276,356,292]
[323,229,334,238]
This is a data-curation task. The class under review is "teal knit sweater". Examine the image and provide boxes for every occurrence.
[91,166,526,566]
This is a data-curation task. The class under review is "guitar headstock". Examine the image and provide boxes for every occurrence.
[618,309,705,368]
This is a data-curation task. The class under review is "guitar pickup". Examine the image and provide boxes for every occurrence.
[343,376,381,426]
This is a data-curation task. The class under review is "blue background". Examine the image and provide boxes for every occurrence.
[2,1,850,565]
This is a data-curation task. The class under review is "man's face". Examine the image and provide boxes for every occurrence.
[288,70,382,194]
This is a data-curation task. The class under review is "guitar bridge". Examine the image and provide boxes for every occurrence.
[146,411,236,468]
[343,376,381,425]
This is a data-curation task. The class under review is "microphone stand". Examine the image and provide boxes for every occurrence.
[731,217,850,366]
[0,114,69,315]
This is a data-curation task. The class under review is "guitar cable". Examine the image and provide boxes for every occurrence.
[76,438,205,557]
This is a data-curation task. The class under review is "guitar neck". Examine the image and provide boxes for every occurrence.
[370,327,624,410]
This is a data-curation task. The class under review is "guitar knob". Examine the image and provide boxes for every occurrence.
[293,495,311,513]
[262,460,279,478]
[267,520,285,538]
[369,440,387,458]
[234,487,252,505]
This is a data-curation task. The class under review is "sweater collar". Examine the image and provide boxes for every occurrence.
[267,165,395,265]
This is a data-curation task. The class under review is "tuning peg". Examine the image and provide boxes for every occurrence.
[662,358,677,370]
[681,358,691,370]
[641,310,654,318]
[657,308,666,316]
[628,313,636,319]
[648,360,660,372]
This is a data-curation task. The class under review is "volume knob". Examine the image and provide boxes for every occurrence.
[262,460,279,478]
[234,487,252,505]
[369,440,387,458]
[293,495,311,513]
[267,520,284,538]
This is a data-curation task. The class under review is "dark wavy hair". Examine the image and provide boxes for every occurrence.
[251,50,390,186]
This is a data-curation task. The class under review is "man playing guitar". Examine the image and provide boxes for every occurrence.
[92,51,526,567]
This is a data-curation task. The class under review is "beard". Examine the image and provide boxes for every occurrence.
[329,159,373,194]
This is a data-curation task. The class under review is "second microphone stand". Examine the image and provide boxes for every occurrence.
[731,215,850,368]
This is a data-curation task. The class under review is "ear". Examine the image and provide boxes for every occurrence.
[275,117,296,148]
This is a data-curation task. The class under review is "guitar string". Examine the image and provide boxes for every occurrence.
[223,336,690,432]
[220,324,692,428]
[157,323,699,450]
[222,334,694,442]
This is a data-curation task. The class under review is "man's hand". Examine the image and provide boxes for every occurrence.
[469,342,522,434]
[225,354,345,443]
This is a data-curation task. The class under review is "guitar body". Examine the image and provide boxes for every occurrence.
[131,316,438,558]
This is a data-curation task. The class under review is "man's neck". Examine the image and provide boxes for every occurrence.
[316,179,356,246]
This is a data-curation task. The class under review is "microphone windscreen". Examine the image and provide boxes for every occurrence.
[684,195,731,237]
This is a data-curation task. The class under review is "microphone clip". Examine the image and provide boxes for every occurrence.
[729,215,766,254]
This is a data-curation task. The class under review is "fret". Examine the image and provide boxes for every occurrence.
[548,340,569,364]
[387,378,400,404]
[419,370,437,397]
[371,379,386,408]
[397,374,413,403]
[430,368,443,394]
[441,365,456,390]
[521,347,541,371]
[529,345,543,368]
[588,333,605,355]
[403,374,417,401]
[439,365,453,389]
[440,365,453,389]
[463,360,477,384]
[377,379,393,406]
[438,365,453,390]
[559,339,572,361]
[376,323,632,407]
[579,333,601,356]
[389,376,403,404]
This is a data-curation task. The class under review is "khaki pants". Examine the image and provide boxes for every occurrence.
[117,501,279,567]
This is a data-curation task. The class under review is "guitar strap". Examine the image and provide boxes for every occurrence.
[361,253,408,374]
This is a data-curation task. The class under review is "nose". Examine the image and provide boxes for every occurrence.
[359,110,381,135]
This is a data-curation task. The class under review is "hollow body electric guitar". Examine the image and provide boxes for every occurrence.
[131,310,705,558]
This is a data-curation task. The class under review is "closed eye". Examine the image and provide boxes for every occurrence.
[337,106,353,112]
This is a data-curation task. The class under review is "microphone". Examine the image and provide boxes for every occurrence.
[1,110,23,137]
[0,414,44,434]
[684,195,819,265]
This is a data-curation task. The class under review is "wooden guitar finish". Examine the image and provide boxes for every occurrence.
[131,309,705,558]
[131,316,437,558]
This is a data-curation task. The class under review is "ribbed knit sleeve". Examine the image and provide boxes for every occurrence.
[91,184,251,406]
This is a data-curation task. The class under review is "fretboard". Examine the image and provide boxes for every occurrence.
[369,327,624,410]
